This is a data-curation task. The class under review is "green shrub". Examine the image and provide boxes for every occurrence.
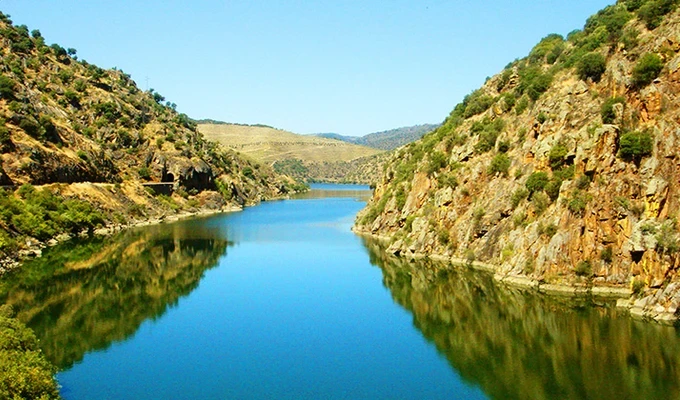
[437,172,458,188]
[515,96,529,115]
[488,153,510,176]
[584,4,633,42]
[473,118,505,153]
[567,190,591,216]
[517,66,553,101]
[638,0,679,29]
[0,122,10,147]
[497,140,510,153]
[394,186,407,210]
[621,27,640,50]
[18,117,42,139]
[548,144,568,170]
[576,175,591,190]
[73,79,87,92]
[463,90,496,118]
[545,180,562,202]
[575,260,593,277]
[138,167,151,180]
[529,33,565,64]
[618,130,653,162]
[632,53,663,88]
[601,96,626,124]
[600,246,613,263]
[63,90,80,106]
[427,151,447,175]
[438,228,450,245]
[537,112,548,124]
[656,220,679,255]
[624,0,645,12]
[501,92,516,112]
[39,115,60,143]
[577,53,607,82]
[243,166,255,180]
[543,223,558,238]
[631,277,646,295]
[510,188,529,209]
[526,171,549,193]
[532,192,550,215]
[0,75,16,100]
[0,305,61,399]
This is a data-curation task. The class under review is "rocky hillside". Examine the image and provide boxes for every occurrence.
[0,12,303,264]
[355,0,680,322]
[314,123,440,151]
[198,122,384,183]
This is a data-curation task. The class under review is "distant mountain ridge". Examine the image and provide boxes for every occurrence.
[313,124,440,150]
[197,123,384,183]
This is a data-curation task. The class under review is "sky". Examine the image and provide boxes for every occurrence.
[1,0,614,136]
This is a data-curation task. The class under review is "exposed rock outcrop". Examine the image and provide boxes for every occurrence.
[355,2,680,323]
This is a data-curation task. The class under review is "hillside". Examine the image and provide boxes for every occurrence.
[0,12,303,267]
[355,0,680,323]
[197,122,384,183]
[313,123,440,151]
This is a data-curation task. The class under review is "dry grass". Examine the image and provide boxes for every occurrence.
[198,123,383,163]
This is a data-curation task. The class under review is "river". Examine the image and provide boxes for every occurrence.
[1,184,679,399]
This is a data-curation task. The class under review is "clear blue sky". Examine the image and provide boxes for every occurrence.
[2,1,613,136]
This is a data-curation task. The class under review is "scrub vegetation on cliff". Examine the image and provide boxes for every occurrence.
[0,12,305,263]
[356,0,680,322]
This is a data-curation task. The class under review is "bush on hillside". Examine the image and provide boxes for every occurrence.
[584,4,633,42]
[618,130,653,163]
[488,153,510,177]
[577,53,607,82]
[548,143,568,170]
[0,75,16,100]
[637,0,679,29]
[517,66,552,101]
[525,172,550,193]
[601,96,626,124]
[632,53,663,88]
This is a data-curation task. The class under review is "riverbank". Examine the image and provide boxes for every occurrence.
[353,227,679,326]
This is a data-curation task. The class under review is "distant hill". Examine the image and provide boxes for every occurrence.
[197,123,384,183]
[312,124,439,151]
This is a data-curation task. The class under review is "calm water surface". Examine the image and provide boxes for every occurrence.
[1,184,679,399]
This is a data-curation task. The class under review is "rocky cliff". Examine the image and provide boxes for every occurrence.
[0,12,303,263]
[355,0,680,322]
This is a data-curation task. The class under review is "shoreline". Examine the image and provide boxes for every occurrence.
[0,203,247,277]
[352,227,677,326]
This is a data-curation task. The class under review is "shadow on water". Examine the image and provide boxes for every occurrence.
[0,218,232,370]
[363,238,680,400]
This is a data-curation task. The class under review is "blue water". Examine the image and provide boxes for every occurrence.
[7,184,679,399]
[53,187,487,399]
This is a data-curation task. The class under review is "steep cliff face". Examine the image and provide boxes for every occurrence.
[355,0,680,321]
[0,12,303,261]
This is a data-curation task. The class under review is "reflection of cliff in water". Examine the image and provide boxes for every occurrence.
[364,239,680,400]
[0,220,231,370]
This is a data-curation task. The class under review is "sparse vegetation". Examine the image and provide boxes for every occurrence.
[632,53,664,88]
[575,260,593,277]
[601,96,626,124]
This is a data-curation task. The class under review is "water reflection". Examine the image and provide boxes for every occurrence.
[364,239,680,400]
[293,189,372,201]
[0,220,231,369]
